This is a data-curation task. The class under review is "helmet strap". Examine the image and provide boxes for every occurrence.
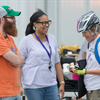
[89,25,97,41]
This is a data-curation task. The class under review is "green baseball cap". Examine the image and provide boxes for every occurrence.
[0,5,21,18]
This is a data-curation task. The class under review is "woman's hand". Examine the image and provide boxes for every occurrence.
[69,67,76,73]
[70,68,86,75]
[59,83,65,100]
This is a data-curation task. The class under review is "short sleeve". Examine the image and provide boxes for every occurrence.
[82,41,88,52]
[0,39,10,56]
[54,37,60,64]
[18,37,27,59]
[78,40,88,60]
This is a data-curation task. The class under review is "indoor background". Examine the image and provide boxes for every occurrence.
[0,0,100,48]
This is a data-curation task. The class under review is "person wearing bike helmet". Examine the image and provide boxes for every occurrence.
[70,11,100,100]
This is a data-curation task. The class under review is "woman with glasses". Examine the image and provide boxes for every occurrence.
[18,9,64,100]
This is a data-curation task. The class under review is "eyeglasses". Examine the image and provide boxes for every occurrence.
[36,20,52,26]
[3,16,16,21]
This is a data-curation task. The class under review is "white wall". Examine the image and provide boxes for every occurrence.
[0,0,45,47]
[46,0,100,47]
[58,0,86,46]
[46,0,85,47]
[0,0,100,47]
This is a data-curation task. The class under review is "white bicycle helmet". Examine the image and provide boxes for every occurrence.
[76,11,99,33]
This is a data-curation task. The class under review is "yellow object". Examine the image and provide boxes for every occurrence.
[59,44,79,56]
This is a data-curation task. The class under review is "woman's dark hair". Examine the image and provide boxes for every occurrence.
[25,9,47,36]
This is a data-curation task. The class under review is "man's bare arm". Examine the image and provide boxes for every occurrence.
[2,50,24,67]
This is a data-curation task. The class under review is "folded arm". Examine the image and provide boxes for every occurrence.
[2,50,24,67]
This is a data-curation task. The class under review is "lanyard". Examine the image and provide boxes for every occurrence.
[87,53,91,62]
[34,32,52,60]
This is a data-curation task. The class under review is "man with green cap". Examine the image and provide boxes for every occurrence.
[0,5,24,100]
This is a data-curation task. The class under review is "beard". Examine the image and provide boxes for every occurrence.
[3,19,18,37]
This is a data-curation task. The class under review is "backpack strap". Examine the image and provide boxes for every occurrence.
[94,37,100,65]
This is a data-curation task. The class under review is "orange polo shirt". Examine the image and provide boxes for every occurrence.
[0,33,19,97]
